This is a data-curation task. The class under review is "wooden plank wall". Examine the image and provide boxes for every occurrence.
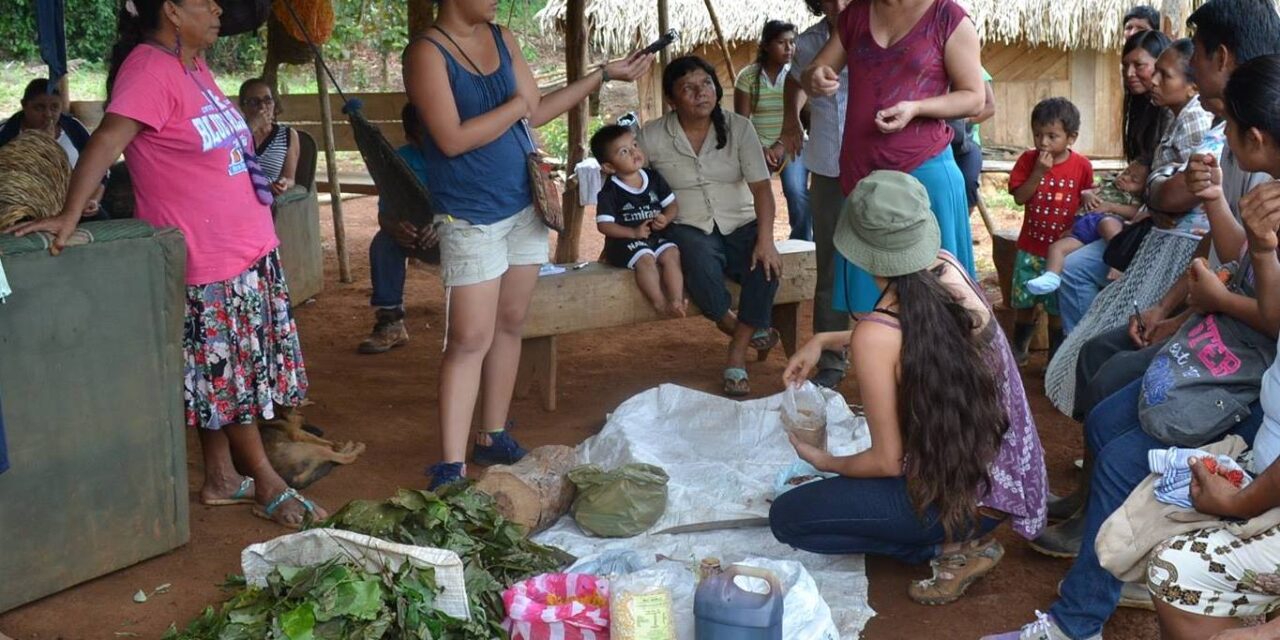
[982,41,1124,159]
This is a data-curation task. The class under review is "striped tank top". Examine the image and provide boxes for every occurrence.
[255,124,291,182]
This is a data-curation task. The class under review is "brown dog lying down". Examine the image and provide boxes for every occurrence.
[259,409,365,489]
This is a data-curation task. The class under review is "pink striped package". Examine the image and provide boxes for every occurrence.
[502,572,611,640]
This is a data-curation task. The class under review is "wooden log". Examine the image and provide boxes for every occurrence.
[475,445,579,535]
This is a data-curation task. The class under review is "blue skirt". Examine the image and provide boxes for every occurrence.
[832,145,975,313]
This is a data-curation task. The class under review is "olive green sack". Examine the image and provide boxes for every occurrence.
[568,463,670,538]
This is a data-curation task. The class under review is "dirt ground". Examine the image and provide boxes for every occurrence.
[0,184,1159,639]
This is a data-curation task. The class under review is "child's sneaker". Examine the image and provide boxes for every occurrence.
[473,429,528,466]
[1025,272,1063,295]
[980,611,1100,640]
[426,462,465,491]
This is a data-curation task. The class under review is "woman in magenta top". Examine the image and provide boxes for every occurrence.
[12,0,324,528]
[801,0,985,313]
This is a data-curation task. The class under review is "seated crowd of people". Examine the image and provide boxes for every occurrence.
[8,0,1280,637]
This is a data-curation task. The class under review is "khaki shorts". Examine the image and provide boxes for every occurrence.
[437,205,550,287]
[1148,526,1280,618]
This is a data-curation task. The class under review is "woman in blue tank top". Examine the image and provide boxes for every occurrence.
[405,0,653,488]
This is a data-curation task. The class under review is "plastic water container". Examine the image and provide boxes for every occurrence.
[694,565,784,640]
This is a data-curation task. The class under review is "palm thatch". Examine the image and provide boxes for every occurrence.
[535,0,1205,55]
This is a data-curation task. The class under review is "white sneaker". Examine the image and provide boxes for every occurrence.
[979,611,1102,640]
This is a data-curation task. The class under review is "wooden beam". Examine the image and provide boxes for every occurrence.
[315,55,352,283]
[557,0,589,263]
[657,0,671,70]
[701,0,737,81]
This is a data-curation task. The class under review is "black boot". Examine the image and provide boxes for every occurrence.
[1048,450,1093,521]
[1030,509,1086,558]
[1011,322,1035,366]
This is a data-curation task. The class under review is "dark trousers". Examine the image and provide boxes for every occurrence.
[369,229,407,309]
[666,221,779,330]
[770,475,1003,564]
[954,144,984,208]
[1072,325,1167,421]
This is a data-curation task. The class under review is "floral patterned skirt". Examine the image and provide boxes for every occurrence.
[183,250,308,430]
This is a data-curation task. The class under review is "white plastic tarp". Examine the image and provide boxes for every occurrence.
[533,384,876,639]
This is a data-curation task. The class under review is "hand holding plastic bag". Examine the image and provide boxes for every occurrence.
[781,382,828,450]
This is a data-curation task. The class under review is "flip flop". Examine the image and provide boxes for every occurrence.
[200,476,255,506]
[251,487,320,530]
[750,328,780,353]
[723,367,750,397]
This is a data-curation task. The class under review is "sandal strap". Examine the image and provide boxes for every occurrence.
[263,487,317,517]
[231,477,255,500]
[724,367,749,381]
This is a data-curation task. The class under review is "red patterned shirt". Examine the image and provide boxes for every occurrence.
[1009,150,1094,257]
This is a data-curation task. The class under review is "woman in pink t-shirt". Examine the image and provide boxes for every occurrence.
[12,0,324,529]
[800,0,985,314]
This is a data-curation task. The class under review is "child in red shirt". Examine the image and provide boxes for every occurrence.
[1006,97,1094,365]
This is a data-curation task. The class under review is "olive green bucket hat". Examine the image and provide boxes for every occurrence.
[832,170,940,278]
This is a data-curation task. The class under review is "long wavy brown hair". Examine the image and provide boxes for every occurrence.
[891,265,1009,540]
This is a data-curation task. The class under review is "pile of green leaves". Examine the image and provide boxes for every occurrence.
[322,485,573,633]
[164,558,491,640]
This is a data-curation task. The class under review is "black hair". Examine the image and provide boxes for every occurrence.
[1122,29,1172,161]
[1031,97,1081,135]
[1187,0,1280,66]
[890,265,1009,541]
[662,56,728,150]
[1123,5,1161,31]
[401,102,425,142]
[805,0,823,16]
[1165,37,1197,84]
[108,0,176,100]
[750,20,797,111]
[237,77,283,118]
[21,78,59,105]
[1224,54,1280,150]
[589,124,633,162]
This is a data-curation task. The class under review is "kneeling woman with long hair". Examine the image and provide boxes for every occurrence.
[770,171,1047,605]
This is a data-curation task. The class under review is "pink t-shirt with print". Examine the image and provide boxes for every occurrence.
[108,46,277,285]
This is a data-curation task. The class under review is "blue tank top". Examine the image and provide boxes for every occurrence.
[419,24,533,225]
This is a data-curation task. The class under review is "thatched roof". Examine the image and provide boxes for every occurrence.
[535,0,1202,54]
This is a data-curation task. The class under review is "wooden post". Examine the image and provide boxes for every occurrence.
[554,176,583,263]
[315,55,351,283]
[701,0,737,80]
[657,0,670,115]
[555,0,589,263]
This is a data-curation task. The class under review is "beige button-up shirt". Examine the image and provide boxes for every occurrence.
[637,111,771,235]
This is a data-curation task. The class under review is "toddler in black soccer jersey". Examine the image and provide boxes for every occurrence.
[591,124,688,317]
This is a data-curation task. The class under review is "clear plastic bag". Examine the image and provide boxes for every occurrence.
[781,382,828,450]
[610,569,681,640]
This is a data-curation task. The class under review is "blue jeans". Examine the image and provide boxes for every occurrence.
[1059,240,1110,334]
[666,222,778,330]
[770,475,1003,564]
[369,229,407,308]
[780,153,812,241]
[1049,379,1263,639]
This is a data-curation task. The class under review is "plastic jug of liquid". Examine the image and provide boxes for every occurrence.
[693,564,784,640]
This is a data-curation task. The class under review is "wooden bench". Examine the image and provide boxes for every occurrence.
[514,239,818,411]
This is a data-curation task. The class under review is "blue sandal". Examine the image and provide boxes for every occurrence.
[723,367,750,397]
[252,487,320,530]
[201,476,255,506]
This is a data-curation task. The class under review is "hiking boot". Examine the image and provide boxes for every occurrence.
[812,367,845,390]
[472,429,528,466]
[1030,512,1086,558]
[1118,581,1155,611]
[980,611,1100,640]
[426,462,465,491]
[907,539,1004,605]
[358,308,409,354]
